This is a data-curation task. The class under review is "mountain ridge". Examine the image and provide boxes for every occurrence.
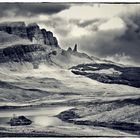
[0,21,59,47]
[0,22,96,70]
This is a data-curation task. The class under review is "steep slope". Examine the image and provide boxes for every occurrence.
[0,22,60,70]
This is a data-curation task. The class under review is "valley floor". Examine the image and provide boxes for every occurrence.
[0,65,140,137]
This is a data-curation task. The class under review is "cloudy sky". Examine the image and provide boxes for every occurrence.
[0,3,140,66]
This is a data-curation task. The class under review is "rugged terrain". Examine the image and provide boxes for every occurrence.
[0,22,139,137]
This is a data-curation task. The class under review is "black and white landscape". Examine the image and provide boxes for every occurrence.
[0,3,140,137]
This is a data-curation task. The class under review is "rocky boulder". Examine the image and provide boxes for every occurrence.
[8,115,32,126]
[57,110,80,122]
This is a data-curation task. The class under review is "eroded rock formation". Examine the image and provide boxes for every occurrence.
[0,22,59,47]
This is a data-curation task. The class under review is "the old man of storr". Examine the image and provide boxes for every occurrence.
[0,1,139,138]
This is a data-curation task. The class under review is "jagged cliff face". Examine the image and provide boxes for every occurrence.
[0,44,45,63]
[0,22,60,68]
[26,23,59,47]
[0,22,59,47]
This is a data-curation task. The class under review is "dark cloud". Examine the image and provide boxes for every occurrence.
[81,24,140,65]
[0,3,70,17]
[61,16,140,66]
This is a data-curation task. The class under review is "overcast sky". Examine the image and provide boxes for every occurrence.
[0,3,140,66]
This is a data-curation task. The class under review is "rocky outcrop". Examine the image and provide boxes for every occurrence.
[67,47,72,52]
[9,116,32,126]
[0,22,59,47]
[26,23,44,44]
[41,29,59,47]
[66,44,78,54]
[0,22,61,66]
[73,44,78,52]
